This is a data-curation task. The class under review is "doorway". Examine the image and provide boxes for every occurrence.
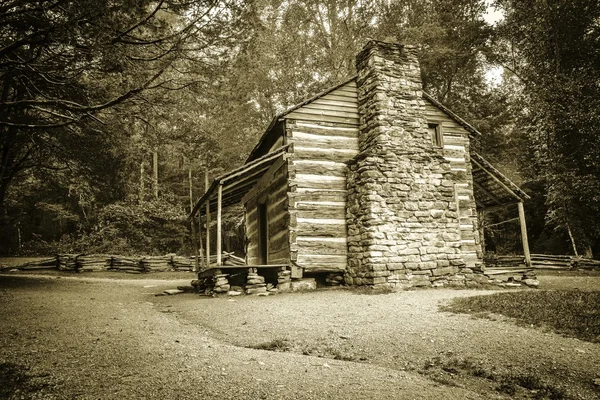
[257,203,268,264]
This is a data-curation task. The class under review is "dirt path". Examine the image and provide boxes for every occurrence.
[1,274,500,400]
[156,286,599,399]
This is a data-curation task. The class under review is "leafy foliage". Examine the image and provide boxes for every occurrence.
[2,0,598,259]
[495,0,600,256]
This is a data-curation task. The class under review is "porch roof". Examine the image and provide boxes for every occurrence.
[189,144,290,218]
[471,152,530,209]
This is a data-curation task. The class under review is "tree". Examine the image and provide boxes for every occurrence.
[0,0,243,211]
[376,0,493,111]
[496,0,600,256]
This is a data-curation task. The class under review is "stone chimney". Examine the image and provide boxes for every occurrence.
[345,41,465,288]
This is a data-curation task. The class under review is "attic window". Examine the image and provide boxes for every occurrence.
[428,123,443,148]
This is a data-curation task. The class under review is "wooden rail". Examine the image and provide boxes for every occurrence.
[485,254,600,270]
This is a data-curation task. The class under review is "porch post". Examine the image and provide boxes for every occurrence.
[517,201,531,267]
[205,201,210,267]
[198,215,205,269]
[204,170,210,267]
[191,215,199,272]
[216,184,223,266]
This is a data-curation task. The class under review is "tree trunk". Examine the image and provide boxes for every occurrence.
[188,167,193,212]
[17,223,22,251]
[152,149,159,199]
[139,159,145,202]
[566,222,579,256]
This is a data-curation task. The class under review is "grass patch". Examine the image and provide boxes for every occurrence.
[420,356,567,399]
[496,372,567,399]
[442,290,600,343]
[0,362,51,398]
[248,338,290,352]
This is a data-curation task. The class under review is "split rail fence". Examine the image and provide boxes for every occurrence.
[485,254,600,270]
[0,252,246,273]
[2,253,598,273]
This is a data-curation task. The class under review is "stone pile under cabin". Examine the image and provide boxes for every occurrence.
[190,41,533,294]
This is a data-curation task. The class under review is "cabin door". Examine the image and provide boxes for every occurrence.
[257,203,268,264]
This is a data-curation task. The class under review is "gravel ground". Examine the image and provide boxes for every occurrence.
[1,272,599,399]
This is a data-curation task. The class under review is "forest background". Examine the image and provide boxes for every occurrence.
[1,0,598,258]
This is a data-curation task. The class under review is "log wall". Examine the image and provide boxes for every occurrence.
[285,81,360,273]
[244,156,290,265]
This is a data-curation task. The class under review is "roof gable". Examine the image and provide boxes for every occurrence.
[246,77,357,162]
[247,77,484,162]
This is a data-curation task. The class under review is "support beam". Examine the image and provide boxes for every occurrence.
[517,201,531,267]
[216,184,223,266]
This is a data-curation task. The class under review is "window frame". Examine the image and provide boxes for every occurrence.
[428,122,444,148]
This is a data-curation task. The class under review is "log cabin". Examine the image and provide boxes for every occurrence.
[190,40,531,289]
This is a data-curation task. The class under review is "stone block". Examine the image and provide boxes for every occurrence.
[432,266,459,276]
[417,261,437,270]
[405,262,419,270]
[430,210,444,219]
[412,279,432,287]
[436,260,450,267]
[246,287,267,295]
[247,278,265,285]
[214,285,230,293]
[372,277,387,284]
[291,278,317,292]
[523,279,540,287]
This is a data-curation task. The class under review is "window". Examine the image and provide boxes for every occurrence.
[428,123,443,148]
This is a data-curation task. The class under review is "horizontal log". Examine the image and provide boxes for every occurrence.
[531,254,573,259]
[292,123,358,138]
[294,239,348,255]
[269,234,289,255]
[292,139,358,154]
[268,247,290,263]
[531,260,571,266]
[286,112,359,126]
[268,257,289,265]
[334,86,358,95]
[311,98,360,109]
[289,191,347,205]
[293,160,348,177]
[269,214,289,236]
[316,93,359,102]
[291,175,346,191]
[295,220,347,237]
[296,261,347,272]
[299,100,359,114]
[293,146,357,163]
[295,206,346,220]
